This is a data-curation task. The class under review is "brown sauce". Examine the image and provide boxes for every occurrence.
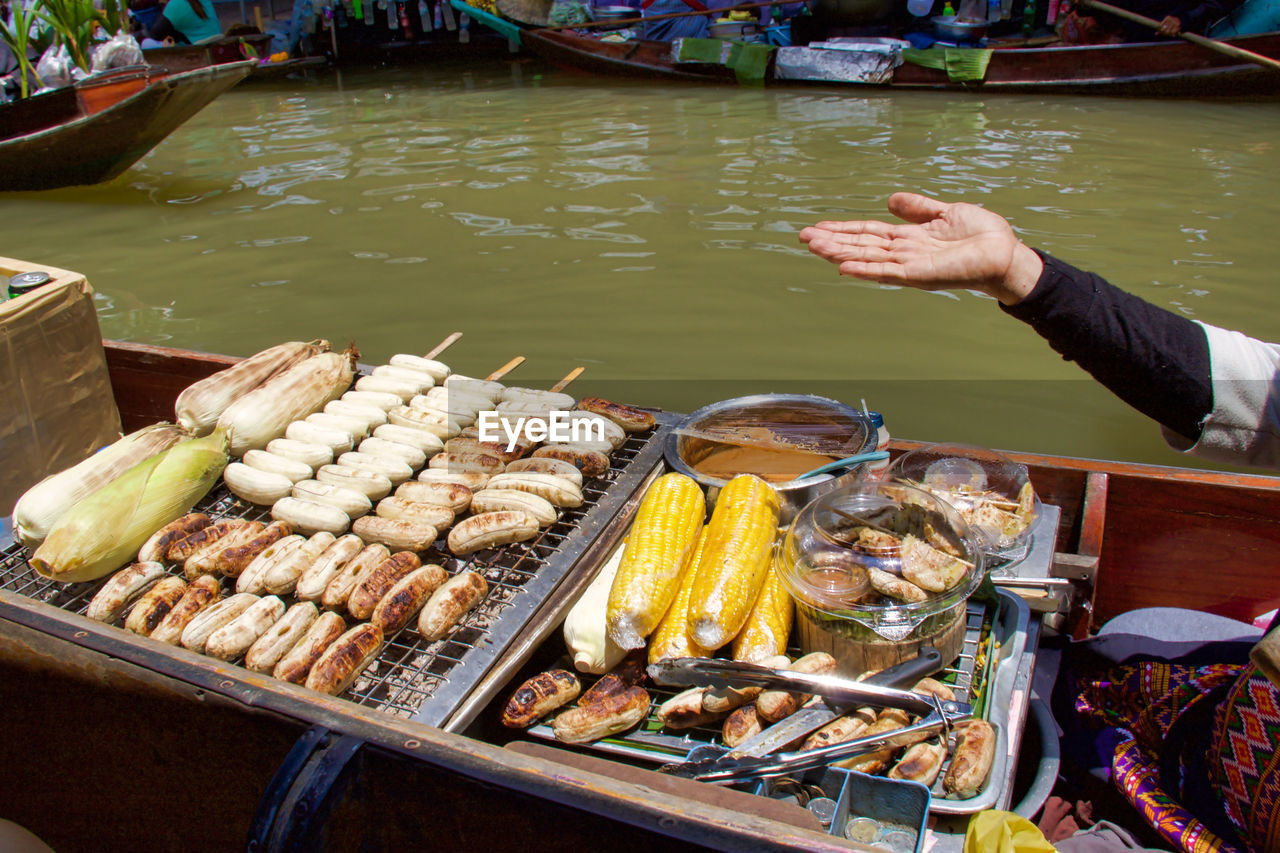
[692,444,836,483]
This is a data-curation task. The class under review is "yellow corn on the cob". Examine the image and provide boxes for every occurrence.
[647,529,713,665]
[686,474,780,651]
[606,472,705,650]
[731,555,793,663]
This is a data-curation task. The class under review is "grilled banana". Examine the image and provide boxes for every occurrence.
[447,511,540,555]
[87,561,166,623]
[271,496,352,536]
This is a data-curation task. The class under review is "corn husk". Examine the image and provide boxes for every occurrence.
[30,429,230,583]
[13,423,188,549]
[175,340,330,435]
[217,350,358,457]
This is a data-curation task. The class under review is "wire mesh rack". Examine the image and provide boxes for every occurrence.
[0,415,674,729]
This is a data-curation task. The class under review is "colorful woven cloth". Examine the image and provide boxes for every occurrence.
[1211,665,1280,851]
[1074,661,1244,852]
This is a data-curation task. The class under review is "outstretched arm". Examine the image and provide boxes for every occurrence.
[800,193,1212,443]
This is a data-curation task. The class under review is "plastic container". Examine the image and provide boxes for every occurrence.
[777,482,984,675]
[888,443,1038,563]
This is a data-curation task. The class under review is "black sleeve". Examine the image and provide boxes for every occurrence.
[1172,0,1245,31]
[147,13,179,42]
[1000,251,1212,442]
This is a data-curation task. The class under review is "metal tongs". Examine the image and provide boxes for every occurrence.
[649,657,972,784]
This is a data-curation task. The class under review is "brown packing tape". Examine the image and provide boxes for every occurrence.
[0,258,122,516]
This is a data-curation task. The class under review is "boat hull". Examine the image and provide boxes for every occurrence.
[524,28,1280,96]
[1,339,1276,851]
[0,61,254,192]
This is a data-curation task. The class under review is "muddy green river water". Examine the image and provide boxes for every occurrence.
[5,59,1280,468]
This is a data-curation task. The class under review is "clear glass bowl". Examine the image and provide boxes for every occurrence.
[777,482,985,642]
[888,443,1038,562]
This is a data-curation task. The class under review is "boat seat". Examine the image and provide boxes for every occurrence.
[1098,607,1263,643]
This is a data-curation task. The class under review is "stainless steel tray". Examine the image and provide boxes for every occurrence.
[524,588,1032,816]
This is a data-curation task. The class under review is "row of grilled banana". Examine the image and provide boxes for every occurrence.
[85,512,491,695]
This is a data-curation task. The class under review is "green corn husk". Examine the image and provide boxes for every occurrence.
[13,423,188,549]
[30,429,230,583]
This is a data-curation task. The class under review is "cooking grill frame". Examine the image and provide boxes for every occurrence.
[0,412,677,728]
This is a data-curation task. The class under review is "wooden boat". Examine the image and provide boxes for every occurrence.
[523,27,1280,96]
[141,32,275,73]
[1,339,1278,851]
[0,61,254,192]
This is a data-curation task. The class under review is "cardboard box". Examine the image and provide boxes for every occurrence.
[1,258,122,516]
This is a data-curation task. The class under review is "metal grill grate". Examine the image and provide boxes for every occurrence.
[0,418,672,728]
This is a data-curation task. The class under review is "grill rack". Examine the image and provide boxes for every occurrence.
[0,416,673,728]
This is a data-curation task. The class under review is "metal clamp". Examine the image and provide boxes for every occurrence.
[247,725,367,853]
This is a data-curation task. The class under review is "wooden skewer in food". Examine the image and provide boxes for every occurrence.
[424,331,463,360]
[486,356,525,382]
[550,366,585,394]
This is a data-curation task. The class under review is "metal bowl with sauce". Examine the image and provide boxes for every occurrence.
[664,394,877,523]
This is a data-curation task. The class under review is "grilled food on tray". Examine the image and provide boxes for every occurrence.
[47,337,660,717]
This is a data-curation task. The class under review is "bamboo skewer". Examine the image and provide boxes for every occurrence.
[425,332,463,359]
[549,366,585,394]
[486,356,525,382]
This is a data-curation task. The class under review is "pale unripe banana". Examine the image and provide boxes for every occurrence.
[291,480,373,518]
[271,496,352,536]
[359,437,426,470]
[286,420,354,455]
[266,438,333,470]
[316,464,393,500]
[325,399,388,431]
[373,423,444,456]
[306,411,369,440]
[337,451,413,485]
[372,364,435,393]
[388,353,450,383]
[224,462,294,505]
[243,449,313,483]
[355,374,418,401]
[342,389,402,411]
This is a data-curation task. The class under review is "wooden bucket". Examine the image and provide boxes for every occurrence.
[795,600,967,678]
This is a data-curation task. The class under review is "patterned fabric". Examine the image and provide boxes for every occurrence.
[1074,661,1245,853]
[1210,665,1280,852]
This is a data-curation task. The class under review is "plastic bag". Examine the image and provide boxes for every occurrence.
[547,0,590,25]
[91,32,145,71]
[964,810,1057,853]
[35,45,76,89]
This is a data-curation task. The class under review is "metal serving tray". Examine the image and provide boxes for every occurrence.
[524,588,1032,816]
[0,414,676,728]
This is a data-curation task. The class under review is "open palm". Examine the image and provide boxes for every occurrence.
[799,193,1029,301]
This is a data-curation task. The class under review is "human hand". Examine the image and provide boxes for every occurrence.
[798,192,1043,305]
[1157,14,1182,34]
